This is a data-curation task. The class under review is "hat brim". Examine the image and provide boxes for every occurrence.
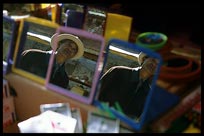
[51,33,84,59]
[138,52,147,65]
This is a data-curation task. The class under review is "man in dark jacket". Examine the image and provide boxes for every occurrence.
[19,33,84,89]
[98,57,158,119]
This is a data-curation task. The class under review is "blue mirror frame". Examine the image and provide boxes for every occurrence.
[3,16,18,75]
[94,38,163,130]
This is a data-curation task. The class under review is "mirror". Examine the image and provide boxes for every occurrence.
[60,3,84,27]
[45,26,105,104]
[83,6,106,36]
[12,16,59,84]
[94,39,162,130]
[3,16,18,75]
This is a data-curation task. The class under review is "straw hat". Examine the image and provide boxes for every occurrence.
[50,33,84,59]
[138,52,147,65]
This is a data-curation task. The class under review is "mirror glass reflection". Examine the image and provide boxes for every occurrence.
[14,17,59,83]
[96,40,161,123]
[46,26,104,104]
[3,16,16,75]
[65,37,101,97]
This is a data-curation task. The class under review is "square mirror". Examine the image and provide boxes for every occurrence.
[86,111,120,133]
[45,26,105,104]
[3,16,18,75]
[83,6,106,36]
[60,3,84,27]
[12,16,59,85]
[94,39,162,130]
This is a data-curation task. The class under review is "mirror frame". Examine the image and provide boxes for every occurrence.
[83,6,107,36]
[3,16,18,75]
[45,26,105,104]
[93,38,162,131]
[12,16,59,85]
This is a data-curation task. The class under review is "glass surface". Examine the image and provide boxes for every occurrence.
[86,112,120,133]
[3,16,17,75]
[94,39,162,130]
[60,3,84,26]
[46,26,105,104]
[12,16,59,84]
[83,7,106,35]
[3,19,12,62]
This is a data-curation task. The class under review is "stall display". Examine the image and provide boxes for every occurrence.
[3,3,201,133]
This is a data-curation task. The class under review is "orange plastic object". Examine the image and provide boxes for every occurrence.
[104,13,132,43]
[161,54,193,74]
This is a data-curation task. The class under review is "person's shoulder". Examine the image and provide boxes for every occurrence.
[111,65,134,70]
[106,66,135,74]
[21,49,49,56]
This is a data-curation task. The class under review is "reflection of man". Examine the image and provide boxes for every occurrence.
[98,57,158,118]
[19,33,84,88]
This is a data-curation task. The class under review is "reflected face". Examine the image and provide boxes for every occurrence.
[141,58,158,78]
[56,39,78,64]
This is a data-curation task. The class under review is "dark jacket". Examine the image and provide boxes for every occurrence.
[98,66,151,118]
[19,50,69,88]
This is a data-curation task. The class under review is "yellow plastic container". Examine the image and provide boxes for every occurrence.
[104,13,132,44]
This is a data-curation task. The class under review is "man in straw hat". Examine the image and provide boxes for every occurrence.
[98,57,158,119]
[19,33,84,88]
